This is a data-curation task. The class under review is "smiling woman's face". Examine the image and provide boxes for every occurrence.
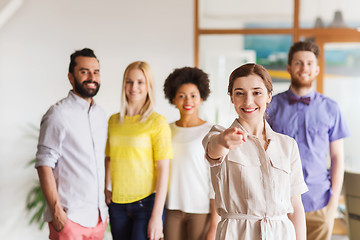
[230,74,272,125]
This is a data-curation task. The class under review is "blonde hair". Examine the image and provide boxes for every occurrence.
[119,61,155,122]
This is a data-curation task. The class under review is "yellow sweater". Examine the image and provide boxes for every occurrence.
[105,112,173,203]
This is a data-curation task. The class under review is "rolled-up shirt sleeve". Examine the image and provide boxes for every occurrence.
[202,124,227,167]
[35,108,65,168]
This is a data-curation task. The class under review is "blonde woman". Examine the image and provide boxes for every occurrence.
[105,61,172,240]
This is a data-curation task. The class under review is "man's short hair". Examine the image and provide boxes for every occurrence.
[288,41,320,65]
[68,48,98,74]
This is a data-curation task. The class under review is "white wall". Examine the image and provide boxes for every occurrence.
[0,0,193,239]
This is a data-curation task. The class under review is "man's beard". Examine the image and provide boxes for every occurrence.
[73,77,100,98]
[290,74,314,89]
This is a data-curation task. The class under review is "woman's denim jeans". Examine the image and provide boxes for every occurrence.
[109,193,164,240]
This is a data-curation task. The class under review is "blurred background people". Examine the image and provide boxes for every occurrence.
[163,67,218,240]
[267,41,350,240]
[35,48,108,240]
[105,61,172,240]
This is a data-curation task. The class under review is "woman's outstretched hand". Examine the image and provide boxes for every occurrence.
[219,127,247,150]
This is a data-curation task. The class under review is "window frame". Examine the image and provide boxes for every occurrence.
[194,0,360,93]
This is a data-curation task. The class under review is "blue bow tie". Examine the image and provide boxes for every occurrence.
[289,95,311,105]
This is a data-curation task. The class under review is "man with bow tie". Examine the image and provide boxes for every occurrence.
[266,41,350,240]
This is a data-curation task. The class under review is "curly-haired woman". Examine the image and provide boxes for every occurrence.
[163,67,218,240]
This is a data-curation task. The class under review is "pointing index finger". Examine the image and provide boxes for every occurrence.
[233,127,247,142]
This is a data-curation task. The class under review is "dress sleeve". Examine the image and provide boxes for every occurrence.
[202,124,227,167]
[35,108,65,168]
[289,138,308,197]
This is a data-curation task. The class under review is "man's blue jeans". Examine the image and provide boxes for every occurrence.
[109,193,164,240]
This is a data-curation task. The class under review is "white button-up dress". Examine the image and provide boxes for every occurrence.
[203,119,308,240]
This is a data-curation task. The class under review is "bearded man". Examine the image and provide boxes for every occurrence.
[267,41,350,240]
[35,48,108,240]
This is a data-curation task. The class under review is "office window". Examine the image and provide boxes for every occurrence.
[199,34,292,125]
[323,42,360,171]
